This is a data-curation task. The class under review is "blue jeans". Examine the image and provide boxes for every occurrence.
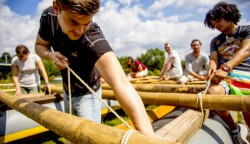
[64,88,102,123]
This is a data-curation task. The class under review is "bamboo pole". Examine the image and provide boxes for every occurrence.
[102,83,205,93]
[129,78,206,85]
[44,84,205,94]
[0,91,174,144]
[102,90,250,112]
[43,86,250,112]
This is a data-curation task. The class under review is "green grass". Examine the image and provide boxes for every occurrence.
[103,116,129,126]
[145,104,159,110]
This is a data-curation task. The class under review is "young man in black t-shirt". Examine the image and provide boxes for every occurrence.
[35,0,154,136]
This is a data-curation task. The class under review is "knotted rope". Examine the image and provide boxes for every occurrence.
[196,78,211,122]
[120,130,138,144]
[61,61,136,144]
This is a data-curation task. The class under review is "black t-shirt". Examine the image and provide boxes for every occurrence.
[38,6,113,96]
[210,25,250,71]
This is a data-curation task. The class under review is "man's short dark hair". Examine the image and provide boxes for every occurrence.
[191,39,202,47]
[204,2,241,29]
[56,0,100,15]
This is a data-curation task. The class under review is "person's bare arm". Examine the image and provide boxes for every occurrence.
[35,34,68,70]
[226,39,250,69]
[37,60,49,84]
[35,34,52,60]
[213,38,250,83]
[137,64,143,72]
[209,51,221,83]
[36,60,51,94]
[208,51,218,77]
[11,64,22,96]
[189,71,207,81]
[159,57,174,80]
[95,51,154,135]
[165,57,174,71]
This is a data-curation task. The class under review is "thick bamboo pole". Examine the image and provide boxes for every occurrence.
[44,84,205,94]
[129,78,206,85]
[102,90,250,112]
[130,80,206,84]
[102,83,205,93]
[0,91,174,144]
[43,86,250,111]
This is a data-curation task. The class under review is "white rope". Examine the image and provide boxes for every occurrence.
[196,78,211,115]
[67,68,72,115]
[120,130,137,144]
[61,61,134,130]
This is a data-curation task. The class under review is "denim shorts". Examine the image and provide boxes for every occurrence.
[64,88,102,123]
[20,86,40,94]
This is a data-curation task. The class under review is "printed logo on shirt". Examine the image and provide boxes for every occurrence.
[71,51,77,57]
[218,36,241,59]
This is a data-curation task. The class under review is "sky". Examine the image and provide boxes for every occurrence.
[0,0,250,60]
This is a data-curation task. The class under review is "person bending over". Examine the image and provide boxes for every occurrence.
[127,56,148,78]
[12,45,51,96]
[35,0,154,135]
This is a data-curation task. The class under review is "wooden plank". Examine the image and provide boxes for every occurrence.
[101,106,121,115]
[116,105,176,130]
[147,105,176,122]
[155,109,205,143]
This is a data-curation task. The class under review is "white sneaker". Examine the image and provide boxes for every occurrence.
[232,124,249,144]
[238,124,249,144]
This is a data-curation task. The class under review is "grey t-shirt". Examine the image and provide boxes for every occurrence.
[184,52,209,75]
[11,54,41,87]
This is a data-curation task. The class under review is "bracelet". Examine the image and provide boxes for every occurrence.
[45,83,50,85]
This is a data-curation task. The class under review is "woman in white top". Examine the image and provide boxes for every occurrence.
[11,45,51,96]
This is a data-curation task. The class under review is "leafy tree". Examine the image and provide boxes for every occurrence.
[118,56,130,74]
[43,60,61,77]
[181,60,185,70]
[137,48,164,75]
[1,52,11,63]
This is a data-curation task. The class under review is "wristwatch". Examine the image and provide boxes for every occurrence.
[220,63,232,73]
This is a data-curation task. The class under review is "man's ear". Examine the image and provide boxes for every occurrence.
[53,1,59,15]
